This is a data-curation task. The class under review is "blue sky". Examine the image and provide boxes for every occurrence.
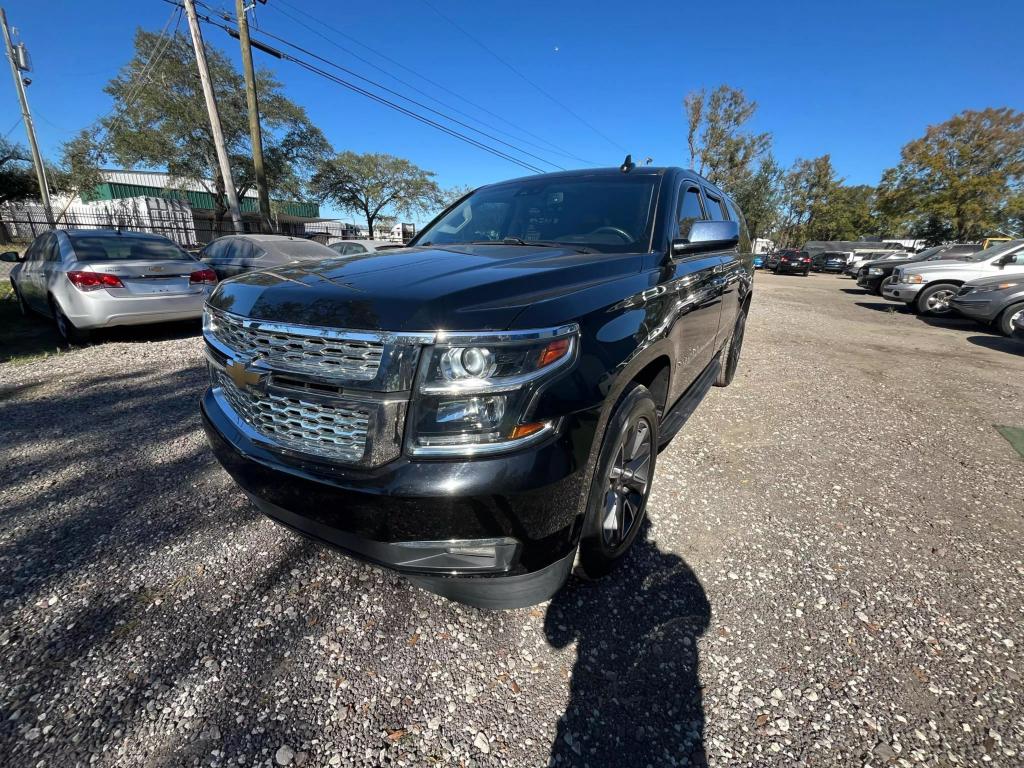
[4,0,1023,213]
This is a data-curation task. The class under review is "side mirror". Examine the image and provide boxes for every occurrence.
[671,220,740,257]
[0,250,23,263]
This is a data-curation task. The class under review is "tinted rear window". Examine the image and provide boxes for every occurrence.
[68,233,190,261]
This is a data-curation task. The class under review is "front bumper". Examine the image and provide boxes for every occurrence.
[857,274,884,291]
[61,287,210,329]
[949,296,996,322]
[201,388,596,608]
[882,282,921,303]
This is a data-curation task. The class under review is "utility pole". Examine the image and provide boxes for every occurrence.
[235,0,272,233]
[182,0,244,234]
[1,7,53,226]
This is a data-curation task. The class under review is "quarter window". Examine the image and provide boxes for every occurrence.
[703,191,729,221]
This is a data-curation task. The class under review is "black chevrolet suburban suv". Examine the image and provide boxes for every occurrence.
[200,166,753,608]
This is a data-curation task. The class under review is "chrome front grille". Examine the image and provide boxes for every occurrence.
[215,369,371,462]
[208,309,384,380]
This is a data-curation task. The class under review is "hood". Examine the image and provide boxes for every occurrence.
[207,244,643,331]
[862,257,912,269]
[964,273,1024,289]
[901,258,981,275]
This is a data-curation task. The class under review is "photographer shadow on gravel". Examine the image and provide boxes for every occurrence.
[544,525,711,767]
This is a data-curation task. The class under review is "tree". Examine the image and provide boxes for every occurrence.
[729,155,782,244]
[777,155,845,246]
[312,152,442,238]
[876,108,1024,244]
[683,85,771,192]
[63,29,331,233]
[0,139,38,243]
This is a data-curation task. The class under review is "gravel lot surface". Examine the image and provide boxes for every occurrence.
[1,273,1022,768]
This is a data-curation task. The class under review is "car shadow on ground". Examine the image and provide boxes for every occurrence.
[855,301,911,314]
[545,526,711,767]
[840,288,870,295]
[966,335,1024,356]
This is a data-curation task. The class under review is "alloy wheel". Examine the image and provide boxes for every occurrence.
[601,417,653,548]
[926,288,956,313]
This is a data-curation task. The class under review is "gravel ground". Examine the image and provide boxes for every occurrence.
[1,272,1022,768]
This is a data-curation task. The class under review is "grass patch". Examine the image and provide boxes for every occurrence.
[995,425,1024,460]
[0,279,70,365]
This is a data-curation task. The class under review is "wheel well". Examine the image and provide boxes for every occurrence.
[631,356,671,417]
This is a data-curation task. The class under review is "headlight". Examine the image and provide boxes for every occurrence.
[408,325,578,456]
[902,274,924,284]
[868,267,884,275]
[971,282,1018,294]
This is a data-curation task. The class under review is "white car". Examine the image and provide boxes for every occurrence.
[326,239,397,257]
[882,239,1024,316]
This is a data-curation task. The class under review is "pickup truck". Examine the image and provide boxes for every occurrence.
[200,165,753,608]
[883,239,1024,316]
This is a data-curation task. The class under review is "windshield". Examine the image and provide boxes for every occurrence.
[67,233,192,261]
[415,175,658,253]
[268,241,337,259]
[958,239,1023,263]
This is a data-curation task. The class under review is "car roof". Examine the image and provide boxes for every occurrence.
[479,166,733,202]
[61,229,175,241]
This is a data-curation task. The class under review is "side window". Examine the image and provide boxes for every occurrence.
[702,191,729,221]
[202,240,225,261]
[346,243,368,254]
[1003,250,1024,267]
[725,199,752,253]
[24,237,42,262]
[45,235,63,262]
[676,186,705,239]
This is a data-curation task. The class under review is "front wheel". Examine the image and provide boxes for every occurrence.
[577,384,658,579]
[915,283,959,317]
[997,302,1024,337]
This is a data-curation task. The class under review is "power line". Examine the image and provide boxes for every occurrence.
[270,0,594,166]
[3,117,20,139]
[418,0,626,155]
[179,2,548,175]
[196,3,563,173]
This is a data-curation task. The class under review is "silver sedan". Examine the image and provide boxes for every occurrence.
[3,229,217,344]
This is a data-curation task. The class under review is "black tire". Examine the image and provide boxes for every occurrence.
[715,306,747,387]
[915,283,960,317]
[577,383,658,579]
[803,269,810,277]
[50,297,89,345]
[997,302,1024,337]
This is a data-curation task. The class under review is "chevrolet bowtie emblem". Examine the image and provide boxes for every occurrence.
[225,357,268,392]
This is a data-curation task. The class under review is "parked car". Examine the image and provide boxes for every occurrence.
[200,165,753,608]
[327,239,395,257]
[764,249,797,271]
[2,229,217,344]
[844,250,900,276]
[949,274,1024,336]
[883,239,1024,316]
[771,250,810,275]
[753,254,765,269]
[812,251,850,273]
[856,243,982,295]
[200,234,338,280]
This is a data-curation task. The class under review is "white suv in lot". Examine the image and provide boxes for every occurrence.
[882,239,1024,316]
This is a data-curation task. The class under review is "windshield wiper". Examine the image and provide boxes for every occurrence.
[467,238,599,254]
